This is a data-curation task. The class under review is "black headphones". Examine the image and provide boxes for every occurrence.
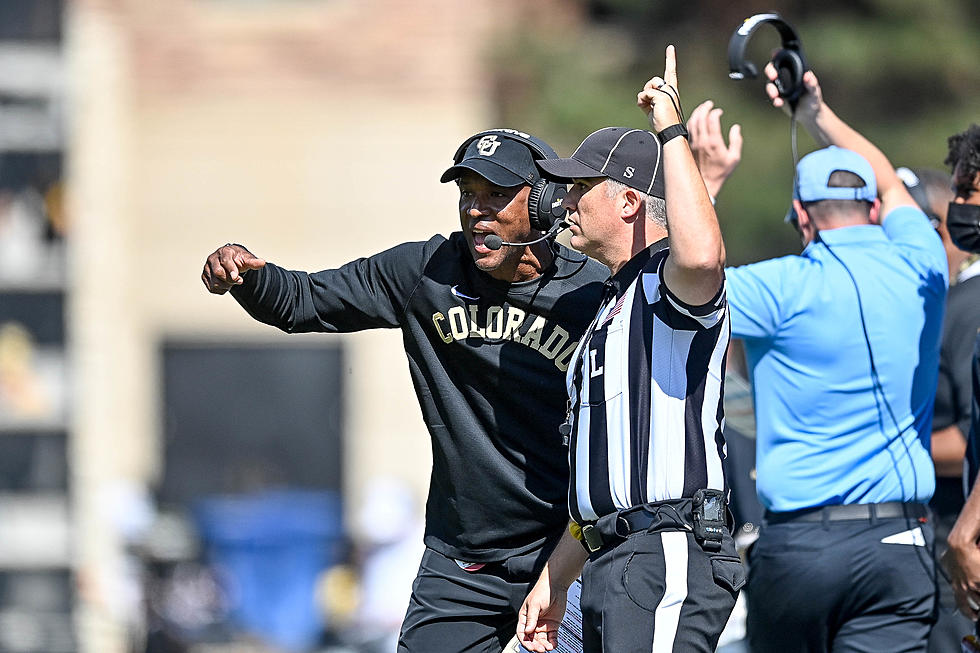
[450,129,568,232]
[728,13,808,109]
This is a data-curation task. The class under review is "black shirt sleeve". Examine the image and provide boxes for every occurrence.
[935,279,980,436]
[228,239,433,333]
[968,332,980,490]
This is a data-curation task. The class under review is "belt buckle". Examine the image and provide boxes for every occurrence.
[581,523,603,554]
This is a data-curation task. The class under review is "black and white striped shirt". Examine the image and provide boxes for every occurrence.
[567,241,730,523]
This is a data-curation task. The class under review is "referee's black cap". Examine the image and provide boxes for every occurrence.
[440,134,541,188]
[535,127,665,199]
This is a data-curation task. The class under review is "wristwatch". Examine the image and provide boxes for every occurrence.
[657,123,689,145]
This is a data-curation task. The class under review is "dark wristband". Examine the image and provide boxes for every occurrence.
[657,123,689,145]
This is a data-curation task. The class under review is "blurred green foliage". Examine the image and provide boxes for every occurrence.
[488,0,980,264]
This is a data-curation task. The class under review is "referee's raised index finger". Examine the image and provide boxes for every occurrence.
[664,44,677,88]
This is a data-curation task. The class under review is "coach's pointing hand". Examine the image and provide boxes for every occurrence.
[202,244,266,294]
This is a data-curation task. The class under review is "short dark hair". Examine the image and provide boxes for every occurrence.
[945,124,980,198]
[802,169,872,221]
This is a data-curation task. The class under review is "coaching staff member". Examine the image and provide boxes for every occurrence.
[200,129,608,652]
[940,124,980,623]
[890,166,975,653]
[517,46,740,653]
[893,166,978,653]
[689,65,947,652]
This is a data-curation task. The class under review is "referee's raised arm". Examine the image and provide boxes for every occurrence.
[637,45,725,307]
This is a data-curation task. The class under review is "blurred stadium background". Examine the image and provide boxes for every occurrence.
[0,0,975,652]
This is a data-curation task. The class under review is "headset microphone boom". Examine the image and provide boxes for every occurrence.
[484,219,569,251]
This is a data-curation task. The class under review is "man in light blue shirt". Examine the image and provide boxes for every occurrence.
[729,145,945,514]
[689,66,946,652]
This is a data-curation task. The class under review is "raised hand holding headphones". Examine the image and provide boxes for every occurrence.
[764,62,822,122]
[728,13,808,111]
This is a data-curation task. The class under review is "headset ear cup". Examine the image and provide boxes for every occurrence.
[772,48,806,102]
[527,179,548,232]
[547,183,568,226]
[527,180,567,232]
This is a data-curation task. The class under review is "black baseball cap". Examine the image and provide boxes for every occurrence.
[440,133,541,187]
[536,127,665,199]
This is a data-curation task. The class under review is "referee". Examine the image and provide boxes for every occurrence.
[517,46,740,653]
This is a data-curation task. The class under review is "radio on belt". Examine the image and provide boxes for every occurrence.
[693,488,726,552]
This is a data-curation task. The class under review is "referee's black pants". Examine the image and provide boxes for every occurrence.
[397,544,551,653]
[580,527,742,652]
[746,511,936,653]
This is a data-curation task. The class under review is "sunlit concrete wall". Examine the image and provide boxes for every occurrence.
[65,0,548,650]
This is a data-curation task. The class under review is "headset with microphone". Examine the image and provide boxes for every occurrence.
[449,129,569,249]
[728,13,808,110]
[484,220,567,251]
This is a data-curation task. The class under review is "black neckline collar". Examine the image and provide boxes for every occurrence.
[607,237,669,297]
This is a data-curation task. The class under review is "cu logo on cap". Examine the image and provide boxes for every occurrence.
[477,135,502,156]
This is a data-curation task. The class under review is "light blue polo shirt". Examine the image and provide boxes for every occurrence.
[726,206,947,512]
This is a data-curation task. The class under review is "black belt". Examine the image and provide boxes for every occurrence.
[579,500,695,555]
[764,502,929,525]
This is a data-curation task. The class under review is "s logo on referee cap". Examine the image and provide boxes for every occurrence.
[477,136,503,156]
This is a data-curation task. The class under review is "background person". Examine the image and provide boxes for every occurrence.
[893,166,976,653]
[940,124,980,626]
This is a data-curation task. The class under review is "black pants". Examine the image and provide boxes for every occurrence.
[929,485,974,652]
[746,517,936,653]
[397,546,550,653]
[580,528,742,652]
